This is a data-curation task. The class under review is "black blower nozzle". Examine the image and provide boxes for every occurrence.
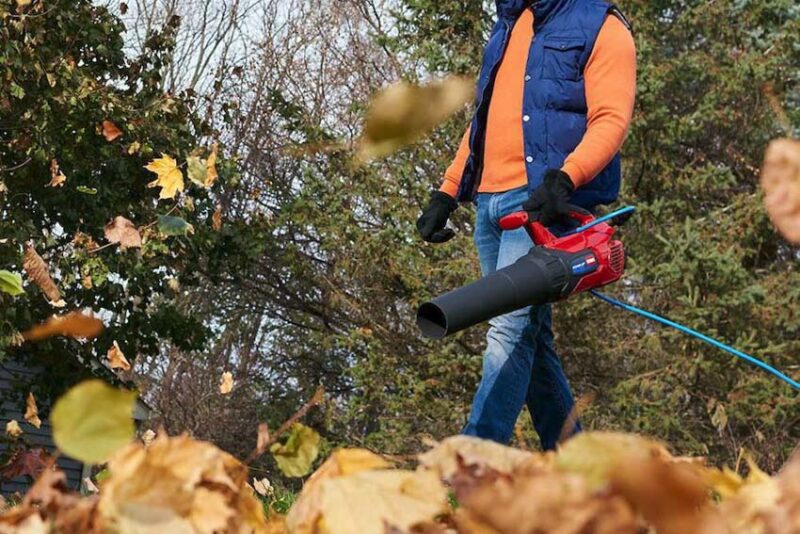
[416,248,574,339]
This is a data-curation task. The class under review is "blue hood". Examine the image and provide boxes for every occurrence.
[497,0,576,24]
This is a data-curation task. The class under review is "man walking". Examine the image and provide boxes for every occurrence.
[416,0,636,449]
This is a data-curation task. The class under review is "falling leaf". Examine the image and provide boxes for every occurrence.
[316,469,448,534]
[711,402,728,433]
[22,243,63,305]
[104,216,142,249]
[107,341,131,372]
[166,277,180,292]
[5,420,22,438]
[72,232,99,250]
[186,155,208,186]
[141,429,156,447]
[145,154,184,200]
[101,120,123,142]
[761,138,800,243]
[51,380,136,464]
[212,206,222,231]
[0,448,53,480]
[357,76,474,162]
[82,275,93,289]
[219,371,234,395]
[253,478,272,497]
[25,392,41,429]
[0,270,24,296]
[205,143,219,187]
[47,159,66,187]
[157,215,194,237]
[256,423,270,455]
[127,141,141,155]
[270,423,320,477]
[22,311,104,341]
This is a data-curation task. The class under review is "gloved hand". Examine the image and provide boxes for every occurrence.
[417,191,458,243]
[522,169,581,227]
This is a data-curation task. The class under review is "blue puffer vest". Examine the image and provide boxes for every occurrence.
[456,0,626,209]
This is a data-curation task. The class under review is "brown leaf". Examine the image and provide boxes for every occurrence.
[418,435,535,484]
[104,216,142,249]
[22,311,104,342]
[47,159,66,188]
[761,138,800,243]
[101,120,123,142]
[72,232,99,251]
[205,143,219,187]
[106,341,131,372]
[25,392,42,429]
[22,243,63,306]
[212,206,222,231]
[256,423,270,455]
[0,448,53,480]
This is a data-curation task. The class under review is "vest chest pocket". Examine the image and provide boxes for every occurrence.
[541,38,585,81]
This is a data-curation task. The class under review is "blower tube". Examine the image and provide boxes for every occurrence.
[417,248,572,339]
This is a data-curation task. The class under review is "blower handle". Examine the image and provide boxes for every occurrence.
[499,206,594,246]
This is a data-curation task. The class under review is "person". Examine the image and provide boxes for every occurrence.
[416,0,637,450]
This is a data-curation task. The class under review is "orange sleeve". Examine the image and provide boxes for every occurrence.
[561,15,636,187]
[439,125,471,198]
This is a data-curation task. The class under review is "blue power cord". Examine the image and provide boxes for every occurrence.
[590,290,800,391]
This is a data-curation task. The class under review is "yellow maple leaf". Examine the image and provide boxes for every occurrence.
[145,155,184,200]
[24,392,41,429]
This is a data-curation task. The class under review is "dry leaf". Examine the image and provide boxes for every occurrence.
[270,423,320,478]
[82,478,99,494]
[219,371,234,395]
[205,143,218,187]
[47,160,66,188]
[22,244,63,305]
[358,76,474,162]
[145,154,184,200]
[256,423,270,455]
[22,311,104,341]
[5,420,22,438]
[141,429,156,447]
[212,206,222,231]
[761,138,800,243]
[316,470,448,534]
[72,232,99,251]
[418,435,534,483]
[25,392,42,429]
[104,216,142,249]
[287,448,392,533]
[101,120,123,142]
[107,341,131,372]
[252,478,272,497]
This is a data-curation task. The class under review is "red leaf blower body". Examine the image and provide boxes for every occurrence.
[416,210,627,339]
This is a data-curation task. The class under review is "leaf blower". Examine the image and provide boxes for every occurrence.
[416,206,800,392]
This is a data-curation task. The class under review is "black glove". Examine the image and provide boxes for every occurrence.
[417,191,458,243]
[522,169,581,227]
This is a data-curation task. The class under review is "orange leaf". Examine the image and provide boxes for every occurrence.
[25,392,42,429]
[22,243,64,306]
[107,341,132,372]
[102,120,123,142]
[104,216,142,249]
[212,206,222,231]
[22,311,104,341]
[47,159,66,187]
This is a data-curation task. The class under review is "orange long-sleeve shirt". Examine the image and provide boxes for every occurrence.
[441,10,636,197]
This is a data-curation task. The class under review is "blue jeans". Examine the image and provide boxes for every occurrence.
[463,186,580,450]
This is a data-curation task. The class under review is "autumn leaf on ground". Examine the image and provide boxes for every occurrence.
[0,270,24,297]
[157,215,194,236]
[22,243,64,306]
[357,76,474,162]
[104,216,142,249]
[51,380,136,464]
[25,392,41,429]
[287,448,392,532]
[270,423,320,477]
[101,120,123,142]
[316,469,448,534]
[761,138,800,243]
[107,341,131,372]
[145,154,184,200]
[212,206,222,231]
[47,159,66,187]
[22,311,104,341]
[219,371,234,394]
[5,420,22,438]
